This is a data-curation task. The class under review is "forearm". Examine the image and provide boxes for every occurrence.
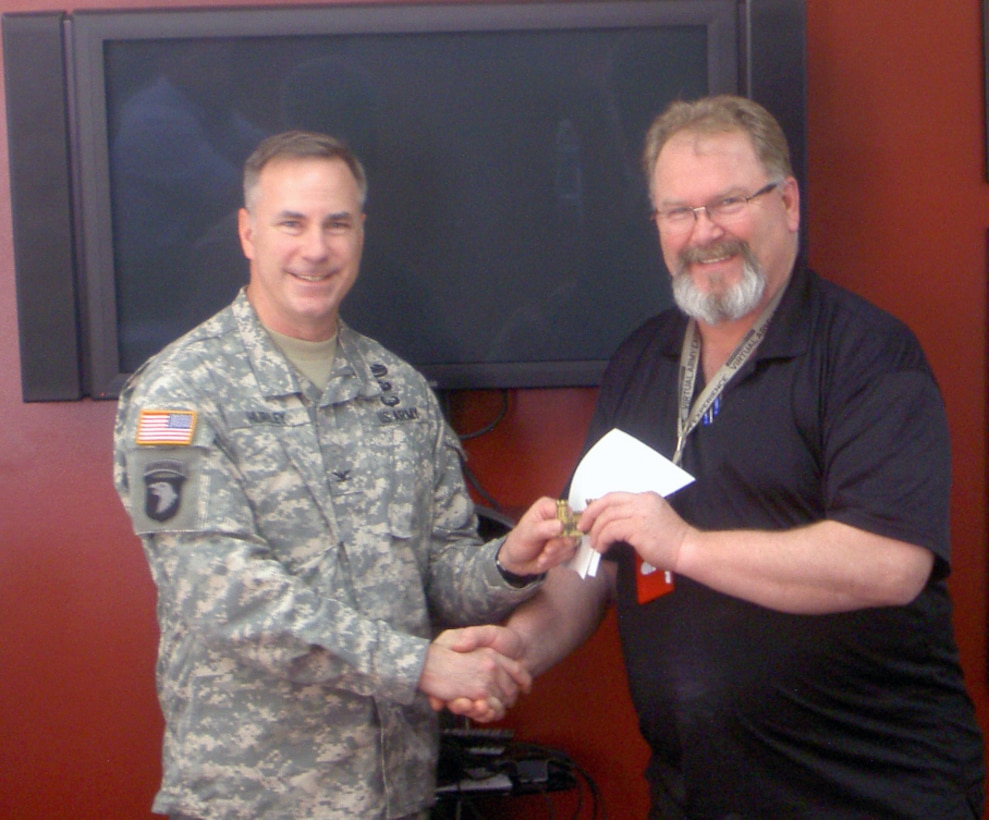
[505,564,614,677]
[676,519,934,614]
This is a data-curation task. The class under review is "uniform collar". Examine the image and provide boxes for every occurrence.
[231,290,382,402]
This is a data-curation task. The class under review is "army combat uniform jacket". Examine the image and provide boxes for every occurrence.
[113,291,538,819]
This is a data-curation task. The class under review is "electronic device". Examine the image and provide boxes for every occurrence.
[436,726,579,800]
[3,0,805,401]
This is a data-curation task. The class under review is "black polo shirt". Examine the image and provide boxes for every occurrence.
[586,266,984,818]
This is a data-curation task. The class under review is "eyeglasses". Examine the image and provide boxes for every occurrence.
[652,181,782,234]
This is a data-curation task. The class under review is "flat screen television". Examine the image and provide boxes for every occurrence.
[3,0,805,401]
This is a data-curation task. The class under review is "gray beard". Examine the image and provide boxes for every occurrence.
[671,241,766,325]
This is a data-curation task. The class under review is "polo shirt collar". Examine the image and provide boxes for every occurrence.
[756,262,812,362]
[654,262,812,365]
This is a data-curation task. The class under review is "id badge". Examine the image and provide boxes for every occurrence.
[636,553,674,604]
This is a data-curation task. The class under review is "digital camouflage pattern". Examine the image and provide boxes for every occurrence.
[113,291,536,819]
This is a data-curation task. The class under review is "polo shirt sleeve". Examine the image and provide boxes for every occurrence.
[824,366,951,567]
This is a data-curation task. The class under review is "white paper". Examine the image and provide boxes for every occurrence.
[565,428,694,578]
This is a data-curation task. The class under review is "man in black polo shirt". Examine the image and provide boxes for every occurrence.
[444,95,985,818]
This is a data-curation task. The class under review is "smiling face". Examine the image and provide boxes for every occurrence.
[651,129,800,326]
[240,155,365,341]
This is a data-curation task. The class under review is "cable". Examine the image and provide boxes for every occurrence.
[462,459,504,515]
[439,388,512,515]
[452,389,510,441]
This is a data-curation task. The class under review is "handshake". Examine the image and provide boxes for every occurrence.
[423,623,533,723]
[418,496,581,722]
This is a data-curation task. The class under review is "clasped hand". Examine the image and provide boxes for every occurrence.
[421,625,529,722]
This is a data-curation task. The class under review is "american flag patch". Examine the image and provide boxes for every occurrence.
[136,409,197,446]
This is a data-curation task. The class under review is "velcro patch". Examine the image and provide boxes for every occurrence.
[143,460,187,522]
[136,409,197,446]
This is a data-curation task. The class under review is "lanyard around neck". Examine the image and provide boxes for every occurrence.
[672,284,787,466]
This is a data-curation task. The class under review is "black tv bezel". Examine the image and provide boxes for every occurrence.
[3,0,806,401]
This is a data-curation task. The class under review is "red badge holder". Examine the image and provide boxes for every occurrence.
[636,553,674,604]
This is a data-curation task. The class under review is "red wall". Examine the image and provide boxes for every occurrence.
[0,1,986,817]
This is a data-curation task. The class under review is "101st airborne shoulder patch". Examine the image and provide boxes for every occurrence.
[143,459,188,523]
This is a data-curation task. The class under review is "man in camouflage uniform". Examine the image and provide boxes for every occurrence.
[113,131,575,819]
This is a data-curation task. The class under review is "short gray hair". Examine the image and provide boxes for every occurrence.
[642,95,792,198]
[243,130,368,211]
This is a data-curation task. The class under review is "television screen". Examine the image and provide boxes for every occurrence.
[4,1,806,400]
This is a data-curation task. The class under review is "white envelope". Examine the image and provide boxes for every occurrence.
[565,428,694,578]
